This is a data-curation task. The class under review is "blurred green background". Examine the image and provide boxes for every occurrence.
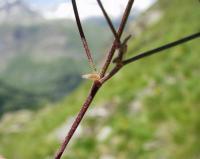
[0,0,200,158]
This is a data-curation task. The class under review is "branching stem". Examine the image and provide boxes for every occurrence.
[100,0,135,77]
[55,0,200,158]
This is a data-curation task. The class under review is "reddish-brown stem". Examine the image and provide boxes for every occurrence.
[55,0,199,158]
[96,0,120,42]
[101,32,200,83]
[55,81,102,159]
[71,0,97,72]
[100,0,135,77]
[123,32,200,65]
[55,31,199,159]
[55,2,134,158]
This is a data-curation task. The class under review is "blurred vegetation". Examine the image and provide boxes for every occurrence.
[0,0,200,158]
[0,55,83,115]
[0,17,111,115]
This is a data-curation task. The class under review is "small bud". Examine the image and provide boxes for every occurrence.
[82,73,101,81]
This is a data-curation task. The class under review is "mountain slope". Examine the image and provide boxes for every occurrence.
[0,1,112,114]
[0,0,199,158]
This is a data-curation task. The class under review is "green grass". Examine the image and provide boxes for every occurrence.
[0,0,199,158]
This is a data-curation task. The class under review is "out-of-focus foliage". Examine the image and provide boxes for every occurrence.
[0,0,199,158]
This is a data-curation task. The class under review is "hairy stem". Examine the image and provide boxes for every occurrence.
[71,0,97,72]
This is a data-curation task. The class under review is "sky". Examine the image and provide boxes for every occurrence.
[26,0,156,20]
[26,0,65,6]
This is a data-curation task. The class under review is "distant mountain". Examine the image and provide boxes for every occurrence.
[0,0,42,24]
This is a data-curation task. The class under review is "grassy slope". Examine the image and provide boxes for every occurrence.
[0,0,200,158]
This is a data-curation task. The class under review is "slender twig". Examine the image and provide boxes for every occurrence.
[97,0,133,67]
[100,0,135,77]
[123,32,200,65]
[71,0,97,72]
[96,0,120,42]
[101,32,200,84]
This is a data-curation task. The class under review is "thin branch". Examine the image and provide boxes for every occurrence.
[101,32,200,83]
[71,0,97,72]
[100,0,135,77]
[117,0,135,38]
[123,32,200,65]
[96,0,120,42]
[55,81,102,159]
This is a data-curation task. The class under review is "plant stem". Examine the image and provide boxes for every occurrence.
[55,0,199,158]
[55,81,102,159]
[71,0,97,72]
[100,0,135,77]
[101,32,200,84]
[55,31,199,159]
[96,0,120,42]
[123,32,200,65]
